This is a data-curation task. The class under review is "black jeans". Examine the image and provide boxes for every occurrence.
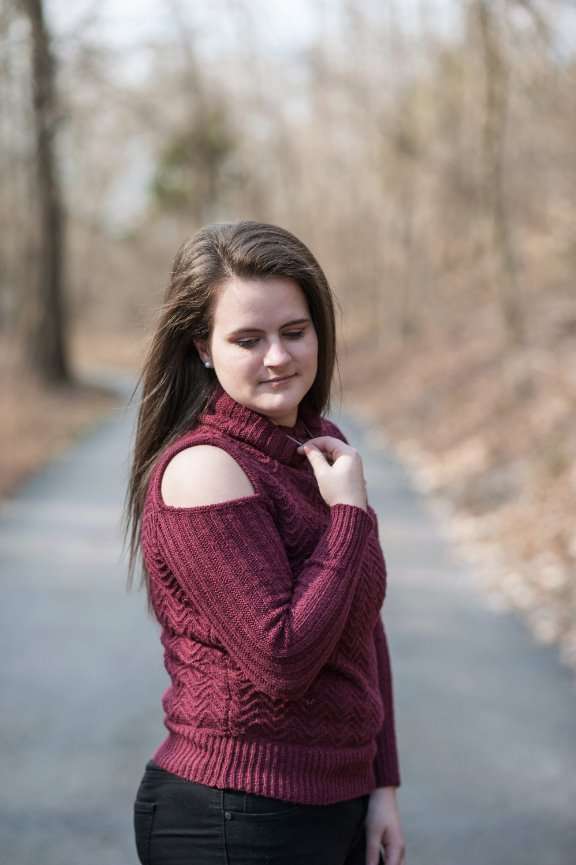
[133,759,379,865]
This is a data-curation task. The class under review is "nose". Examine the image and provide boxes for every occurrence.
[263,338,292,367]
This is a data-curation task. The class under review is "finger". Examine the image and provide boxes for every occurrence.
[297,443,328,468]
[304,435,352,456]
[382,839,405,865]
[365,832,382,865]
[301,440,348,465]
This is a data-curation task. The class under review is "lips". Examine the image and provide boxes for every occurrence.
[262,374,295,383]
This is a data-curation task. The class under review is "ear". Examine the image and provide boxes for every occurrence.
[193,339,209,364]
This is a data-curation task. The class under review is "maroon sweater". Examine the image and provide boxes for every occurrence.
[141,381,401,805]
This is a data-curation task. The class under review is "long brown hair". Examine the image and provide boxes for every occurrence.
[122,220,342,611]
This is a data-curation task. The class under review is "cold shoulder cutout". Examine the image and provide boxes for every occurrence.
[160,444,257,508]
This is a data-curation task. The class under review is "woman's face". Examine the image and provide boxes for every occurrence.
[194,275,318,426]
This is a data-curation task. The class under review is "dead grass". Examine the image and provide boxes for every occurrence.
[340,310,576,677]
[0,330,144,501]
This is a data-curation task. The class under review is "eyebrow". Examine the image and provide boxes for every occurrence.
[227,318,311,337]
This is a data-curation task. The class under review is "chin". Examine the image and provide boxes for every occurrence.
[256,386,300,411]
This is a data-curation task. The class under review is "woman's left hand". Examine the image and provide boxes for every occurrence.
[364,786,406,865]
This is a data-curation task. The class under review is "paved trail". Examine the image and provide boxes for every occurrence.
[0,379,574,865]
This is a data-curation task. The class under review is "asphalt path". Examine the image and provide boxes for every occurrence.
[0,377,574,865]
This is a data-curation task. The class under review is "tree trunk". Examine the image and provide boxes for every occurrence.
[475,0,524,347]
[20,0,71,385]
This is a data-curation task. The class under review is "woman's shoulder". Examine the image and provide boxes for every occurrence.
[149,425,265,510]
[160,444,256,508]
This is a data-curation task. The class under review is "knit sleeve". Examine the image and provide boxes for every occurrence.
[372,614,402,788]
[155,495,373,701]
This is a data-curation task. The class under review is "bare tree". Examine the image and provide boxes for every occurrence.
[18,0,71,384]
[473,0,524,346]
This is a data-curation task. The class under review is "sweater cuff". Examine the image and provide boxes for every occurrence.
[326,503,372,558]
[373,738,402,788]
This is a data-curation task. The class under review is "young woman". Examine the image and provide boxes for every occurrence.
[124,220,405,865]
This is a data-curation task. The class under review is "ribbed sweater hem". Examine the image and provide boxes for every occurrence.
[152,730,378,806]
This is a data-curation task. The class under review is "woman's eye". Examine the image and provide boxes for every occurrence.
[236,331,304,349]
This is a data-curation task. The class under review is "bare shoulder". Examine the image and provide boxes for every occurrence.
[160,445,256,507]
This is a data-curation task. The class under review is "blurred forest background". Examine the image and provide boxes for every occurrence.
[1,0,575,674]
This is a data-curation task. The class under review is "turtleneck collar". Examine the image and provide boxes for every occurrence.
[199,380,324,467]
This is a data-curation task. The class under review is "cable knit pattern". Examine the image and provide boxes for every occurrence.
[141,381,401,804]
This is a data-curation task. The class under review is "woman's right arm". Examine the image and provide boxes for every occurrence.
[154,445,372,701]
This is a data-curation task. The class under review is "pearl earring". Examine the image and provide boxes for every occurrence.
[204,360,212,368]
